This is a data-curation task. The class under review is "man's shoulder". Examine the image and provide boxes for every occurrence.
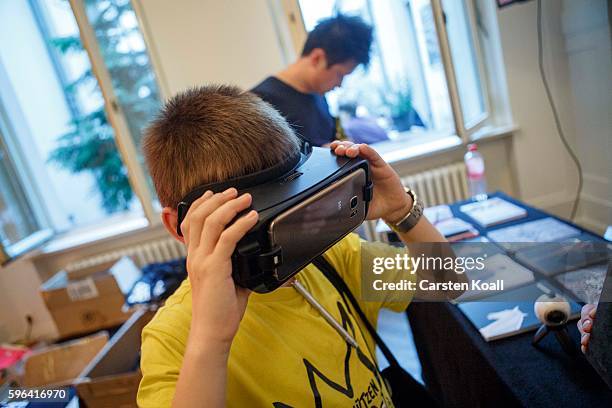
[250,76,283,97]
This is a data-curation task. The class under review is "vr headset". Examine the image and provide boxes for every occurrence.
[176,143,372,293]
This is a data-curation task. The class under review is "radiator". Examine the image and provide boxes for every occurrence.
[363,162,469,241]
[65,237,186,272]
[400,162,469,207]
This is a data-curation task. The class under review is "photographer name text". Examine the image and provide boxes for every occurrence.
[371,279,504,292]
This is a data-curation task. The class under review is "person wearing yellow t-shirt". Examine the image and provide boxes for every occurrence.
[137,85,463,407]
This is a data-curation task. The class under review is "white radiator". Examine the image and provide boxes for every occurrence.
[400,162,469,207]
[363,162,469,241]
[65,237,186,272]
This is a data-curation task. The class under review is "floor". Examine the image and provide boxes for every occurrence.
[376,308,423,383]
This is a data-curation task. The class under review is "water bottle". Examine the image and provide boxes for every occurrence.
[464,144,488,201]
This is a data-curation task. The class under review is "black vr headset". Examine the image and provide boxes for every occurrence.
[176,142,373,293]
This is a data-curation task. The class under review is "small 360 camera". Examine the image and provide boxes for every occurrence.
[534,293,571,326]
[532,293,575,354]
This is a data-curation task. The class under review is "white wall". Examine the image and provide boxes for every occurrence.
[561,0,611,232]
[495,1,578,215]
[134,0,290,94]
[495,0,611,232]
[0,257,58,342]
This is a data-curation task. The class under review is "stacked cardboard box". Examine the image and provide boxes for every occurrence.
[40,257,141,339]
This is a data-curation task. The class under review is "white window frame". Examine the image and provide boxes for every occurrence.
[452,0,492,133]
[67,0,158,223]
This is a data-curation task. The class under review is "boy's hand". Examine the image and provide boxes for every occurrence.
[179,188,258,352]
[578,304,597,353]
[330,141,411,222]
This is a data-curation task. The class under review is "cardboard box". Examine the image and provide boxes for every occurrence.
[22,332,108,387]
[76,307,155,408]
[41,257,142,339]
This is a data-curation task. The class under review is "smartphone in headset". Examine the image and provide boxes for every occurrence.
[268,168,368,282]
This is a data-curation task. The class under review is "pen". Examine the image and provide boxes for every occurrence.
[292,280,359,349]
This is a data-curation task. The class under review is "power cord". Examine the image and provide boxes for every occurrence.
[536,0,583,220]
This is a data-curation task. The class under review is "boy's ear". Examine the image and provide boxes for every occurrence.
[161,207,185,244]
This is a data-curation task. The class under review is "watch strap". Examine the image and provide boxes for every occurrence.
[386,188,424,234]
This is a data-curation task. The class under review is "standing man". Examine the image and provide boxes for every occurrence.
[251,14,373,146]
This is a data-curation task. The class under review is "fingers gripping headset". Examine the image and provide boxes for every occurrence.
[176,142,373,293]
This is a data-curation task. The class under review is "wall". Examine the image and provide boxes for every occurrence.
[134,0,290,94]
[561,0,611,232]
[495,0,610,232]
[0,258,58,342]
[495,0,577,216]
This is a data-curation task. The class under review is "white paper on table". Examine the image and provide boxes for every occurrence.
[479,306,528,340]
[423,205,453,223]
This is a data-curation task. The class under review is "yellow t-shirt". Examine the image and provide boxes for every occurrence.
[137,233,413,407]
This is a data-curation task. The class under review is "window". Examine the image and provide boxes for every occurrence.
[0,0,161,260]
[0,134,52,259]
[287,0,504,144]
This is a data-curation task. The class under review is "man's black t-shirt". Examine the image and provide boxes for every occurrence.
[250,77,335,146]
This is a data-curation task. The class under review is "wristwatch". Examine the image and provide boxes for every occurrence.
[385,188,424,234]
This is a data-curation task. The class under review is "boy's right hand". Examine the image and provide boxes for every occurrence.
[180,188,258,352]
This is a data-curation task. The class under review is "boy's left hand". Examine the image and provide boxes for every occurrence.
[330,141,411,222]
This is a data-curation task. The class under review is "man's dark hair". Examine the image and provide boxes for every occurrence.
[301,14,373,67]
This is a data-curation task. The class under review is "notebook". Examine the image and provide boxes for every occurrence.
[432,218,479,241]
[424,204,479,240]
[554,263,609,304]
[451,238,505,259]
[376,204,479,241]
[454,253,535,301]
[514,236,610,277]
[459,197,527,227]
[458,281,582,341]
[487,217,582,251]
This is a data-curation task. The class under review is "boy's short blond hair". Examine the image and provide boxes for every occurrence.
[142,85,300,208]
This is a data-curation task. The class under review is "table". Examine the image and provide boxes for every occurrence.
[406,192,612,407]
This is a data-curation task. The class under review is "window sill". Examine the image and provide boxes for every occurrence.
[375,124,516,165]
[23,214,156,261]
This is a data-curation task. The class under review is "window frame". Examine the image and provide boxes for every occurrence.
[455,0,492,133]
[0,105,54,260]
[67,0,158,224]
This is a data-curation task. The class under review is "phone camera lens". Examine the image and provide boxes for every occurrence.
[350,196,358,209]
